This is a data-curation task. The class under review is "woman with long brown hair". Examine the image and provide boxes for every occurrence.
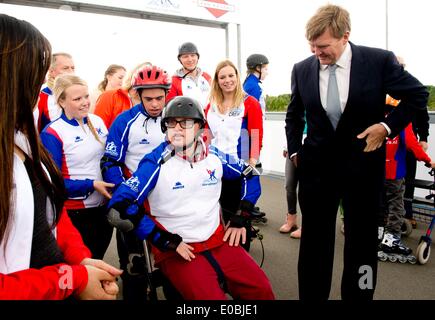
[0,13,121,300]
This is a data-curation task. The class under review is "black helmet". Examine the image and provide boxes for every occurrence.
[178,42,200,59]
[161,96,206,133]
[246,53,269,70]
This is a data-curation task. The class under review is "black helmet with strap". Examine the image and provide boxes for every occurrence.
[246,53,269,70]
[178,42,200,59]
[161,96,205,133]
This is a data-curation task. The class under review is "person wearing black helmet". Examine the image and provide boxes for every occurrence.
[166,42,212,109]
[100,63,171,302]
[106,96,275,300]
[243,53,269,120]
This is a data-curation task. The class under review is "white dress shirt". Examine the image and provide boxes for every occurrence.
[319,42,352,113]
[318,42,391,134]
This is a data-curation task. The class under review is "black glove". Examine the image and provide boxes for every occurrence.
[107,201,143,232]
[228,200,254,228]
[148,226,183,251]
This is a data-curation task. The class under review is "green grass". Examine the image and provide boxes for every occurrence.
[266,85,435,112]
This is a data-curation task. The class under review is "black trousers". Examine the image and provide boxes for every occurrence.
[297,156,381,300]
[67,206,113,260]
[116,230,149,302]
[220,178,252,252]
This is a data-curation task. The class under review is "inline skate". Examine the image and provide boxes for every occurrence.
[378,232,417,264]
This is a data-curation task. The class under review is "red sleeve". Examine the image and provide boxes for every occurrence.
[0,264,88,300]
[56,208,92,265]
[203,103,213,146]
[404,123,431,163]
[245,96,264,160]
[166,76,181,103]
[94,90,116,129]
[202,72,212,84]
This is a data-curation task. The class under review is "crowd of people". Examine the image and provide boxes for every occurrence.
[0,2,430,301]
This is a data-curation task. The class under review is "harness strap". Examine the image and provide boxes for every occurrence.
[201,250,227,292]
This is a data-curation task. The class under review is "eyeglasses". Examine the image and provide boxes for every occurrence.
[165,119,196,129]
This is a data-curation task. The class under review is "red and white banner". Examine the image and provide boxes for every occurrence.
[66,0,240,23]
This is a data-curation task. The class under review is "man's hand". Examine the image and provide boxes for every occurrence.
[176,242,196,261]
[93,181,115,199]
[223,225,247,247]
[357,123,388,152]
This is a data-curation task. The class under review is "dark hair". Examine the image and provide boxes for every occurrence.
[0,14,65,245]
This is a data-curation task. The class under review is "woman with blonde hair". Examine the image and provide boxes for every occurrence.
[0,13,121,300]
[90,64,126,112]
[41,74,115,260]
[94,62,150,129]
[204,60,264,251]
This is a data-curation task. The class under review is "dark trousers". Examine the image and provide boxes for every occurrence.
[220,178,252,252]
[116,230,149,302]
[297,158,380,300]
[67,206,113,260]
[404,151,417,219]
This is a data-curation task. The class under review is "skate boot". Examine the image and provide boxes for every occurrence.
[250,206,267,224]
[377,226,384,247]
[378,232,417,264]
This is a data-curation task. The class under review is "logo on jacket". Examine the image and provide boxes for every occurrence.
[200,80,209,92]
[228,108,242,117]
[74,136,83,143]
[202,168,218,186]
[105,141,118,156]
[96,127,104,136]
[140,138,150,145]
[173,181,185,190]
[125,176,140,192]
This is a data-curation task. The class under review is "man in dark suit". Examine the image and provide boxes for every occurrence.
[285,4,428,300]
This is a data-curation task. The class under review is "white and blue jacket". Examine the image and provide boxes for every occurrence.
[40,113,108,210]
[101,103,165,188]
[243,74,266,120]
[108,140,261,243]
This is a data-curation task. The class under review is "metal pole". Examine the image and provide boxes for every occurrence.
[237,23,242,73]
[225,24,230,59]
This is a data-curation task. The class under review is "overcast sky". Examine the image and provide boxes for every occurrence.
[1,0,434,96]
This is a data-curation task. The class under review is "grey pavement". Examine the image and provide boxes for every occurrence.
[103,175,435,300]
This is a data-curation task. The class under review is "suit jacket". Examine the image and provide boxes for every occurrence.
[285,42,428,180]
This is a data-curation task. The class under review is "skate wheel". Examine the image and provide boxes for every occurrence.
[388,255,398,263]
[377,252,387,262]
[398,256,407,263]
[416,241,431,265]
[401,219,413,237]
[408,256,417,265]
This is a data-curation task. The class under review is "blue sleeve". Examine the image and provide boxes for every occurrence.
[41,129,95,198]
[64,179,94,199]
[209,146,261,205]
[108,144,168,240]
[40,129,63,169]
[243,77,262,102]
[101,114,131,188]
